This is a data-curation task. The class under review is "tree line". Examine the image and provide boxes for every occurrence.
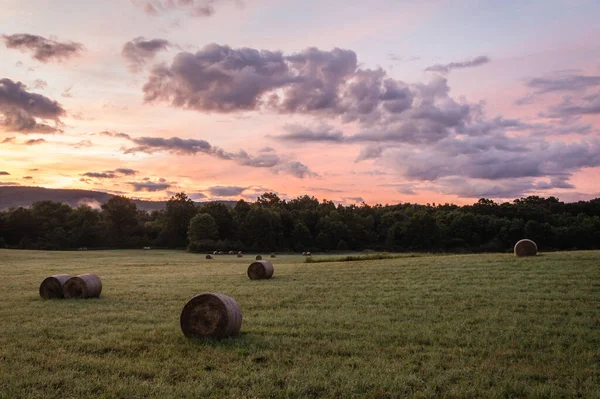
[0,192,599,253]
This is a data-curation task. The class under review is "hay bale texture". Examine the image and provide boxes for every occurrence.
[63,274,102,299]
[255,255,262,260]
[270,253,276,258]
[247,260,274,280]
[39,274,72,299]
[206,254,213,259]
[180,293,242,339]
[514,239,538,257]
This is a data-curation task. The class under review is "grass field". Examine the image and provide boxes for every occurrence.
[0,249,598,398]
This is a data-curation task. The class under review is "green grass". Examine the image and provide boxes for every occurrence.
[0,249,598,398]
[304,252,428,263]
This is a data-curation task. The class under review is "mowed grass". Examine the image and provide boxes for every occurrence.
[0,250,598,399]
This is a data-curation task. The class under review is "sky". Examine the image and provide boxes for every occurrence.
[1,0,600,205]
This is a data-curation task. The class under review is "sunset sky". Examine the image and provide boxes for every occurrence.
[1,0,599,205]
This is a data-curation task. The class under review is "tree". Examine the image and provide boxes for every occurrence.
[101,196,140,247]
[200,202,236,241]
[188,213,219,243]
[162,193,197,248]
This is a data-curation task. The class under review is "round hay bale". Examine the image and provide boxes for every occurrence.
[301,252,306,256]
[270,253,276,258]
[63,274,102,299]
[180,293,242,339]
[229,251,234,255]
[247,260,274,280]
[39,274,72,299]
[306,251,312,256]
[237,253,243,258]
[206,254,213,259]
[255,255,262,260]
[218,251,224,255]
[514,239,538,257]
[213,250,218,255]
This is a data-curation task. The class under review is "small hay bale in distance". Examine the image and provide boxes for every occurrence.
[213,250,218,255]
[301,252,306,256]
[270,253,276,258]
[229,251,234,255]
[206,254,213,259]
[180,293,242,339]
[63,274,102,299]
[247,260,274,280]
[306,251,312,256]
[237,253,243,258]
[39,274,72,299]
[514,239,538,257]
[255,255,262,260]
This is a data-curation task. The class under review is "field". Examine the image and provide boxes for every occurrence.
[0,250,598,399]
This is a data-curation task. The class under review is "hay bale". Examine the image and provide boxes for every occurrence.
[229,251,234,255]
[218,251,224,255]
[270,253,276,258]
[206,254,213,259]
[255,255,262,260]
[306,251,312,256]
[237,252,243,258]
[63,274,102,299]
[39,274,72,299]
[180,293,242,339]
[514,239,538,257]
[213,250,218,255]
[247,260,274,280]
[301,252,306,256]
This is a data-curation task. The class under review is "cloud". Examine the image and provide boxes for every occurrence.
[81,168,140,179]
[346,196,364,203]
[72,139,92,148]
[0,171,9,175]
[22,176,33,180]
[189,192,208,200]
[275,124,345,143]
[115,168,138,176]
[380,183,418,195]
[355,143,384,162]
[130,180,171,192]
[33,79,47,90]
[208,185,247,196]
[61,86,73,98]
[424,56,490,74]
[98,131,132,139]
[0,78,65,133]
[546,92,600,118]
[2,33,84,63]
[525,74,600,94]
[132,0,234,17]
[0,182,20,186]
[1,137,16,143]
[122,135,316,178]
[122,37,170,73]
[24,138,46,145]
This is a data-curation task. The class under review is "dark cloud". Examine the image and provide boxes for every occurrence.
[346,196,365,203]
[24,138,46,145]
[424,56,490,74]
[1,137,16,143]
[208,185,247,197]
[82,172,117,179]
[0,78,65,133]
[189,192,208,200]
[0,171,9,175]
[22,176,33,180]
[546,92,600,118]
[130,180,171,192]
[2,33,84,63]
[122,37,170,73]
[275,124,345,143]
[122,135,316,178]
[132,0,233,17]
[304,187,344,193]
[81,168,140,179]
[115,168,138,176]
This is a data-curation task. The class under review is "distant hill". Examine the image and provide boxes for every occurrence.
[0,186,235,211]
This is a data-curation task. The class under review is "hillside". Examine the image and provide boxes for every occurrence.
[0,186,235,211]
